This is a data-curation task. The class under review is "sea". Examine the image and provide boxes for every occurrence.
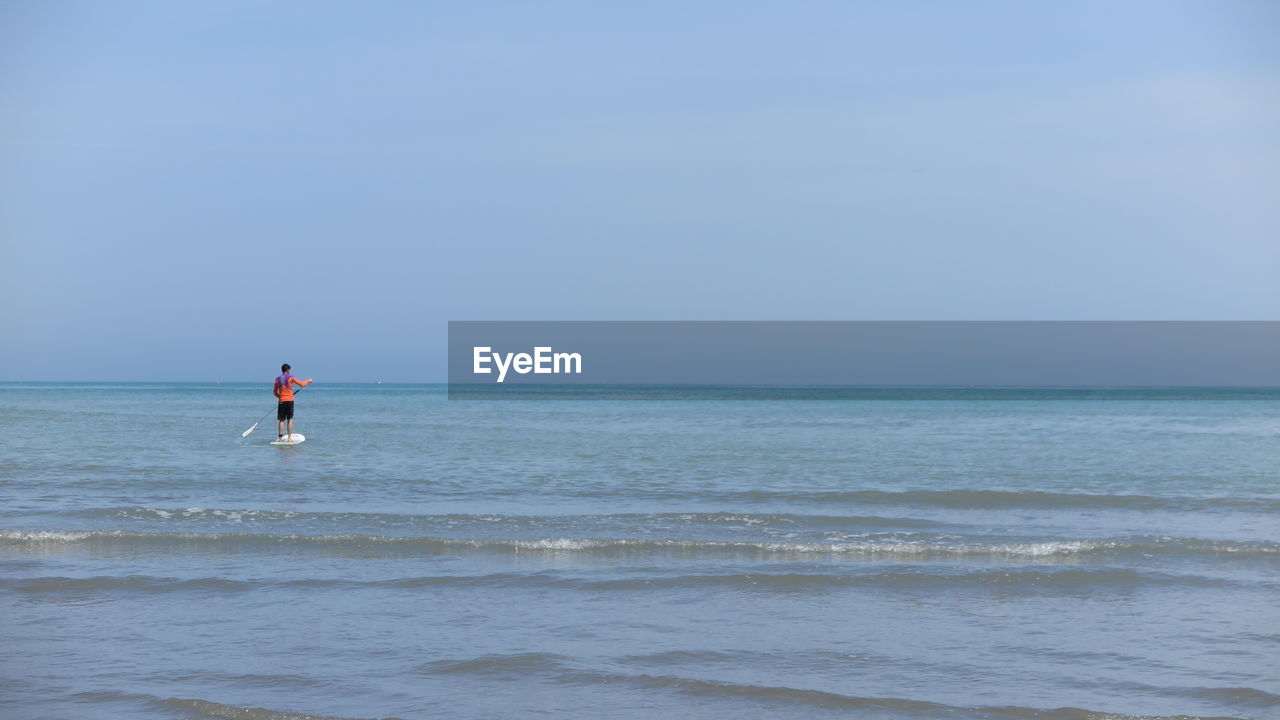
[1,383,1277,720]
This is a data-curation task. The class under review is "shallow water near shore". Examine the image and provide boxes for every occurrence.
[1,383,1278,719]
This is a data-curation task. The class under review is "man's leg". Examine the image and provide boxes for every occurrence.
[287,417,293,439]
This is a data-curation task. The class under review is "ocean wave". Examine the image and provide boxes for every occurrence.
[61,506,951,529]
[4,574,258,594]
[718,489,1280,512]
[346,487,1278,513]
[25,489,1280,516]
[3,529,1277,560]
[2,566,1252,597]
[413,654,1254,718]
[571,672,1258,717]
[577,567,1251,592]
[51,667,1277,720]
[59,667,1273,720]
[420,652,572,675]
[161,697,407,720]
[73,691,405,720]
[0,572,555,594]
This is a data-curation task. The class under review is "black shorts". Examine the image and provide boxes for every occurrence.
[277,401,294,421]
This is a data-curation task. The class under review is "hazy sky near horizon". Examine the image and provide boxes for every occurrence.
[2,0,1278,381]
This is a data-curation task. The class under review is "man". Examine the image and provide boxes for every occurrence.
[274,363,313,441]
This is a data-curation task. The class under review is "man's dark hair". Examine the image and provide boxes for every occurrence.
[282,363,291,372]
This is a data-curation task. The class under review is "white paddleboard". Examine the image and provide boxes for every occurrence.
[270,434,306,446]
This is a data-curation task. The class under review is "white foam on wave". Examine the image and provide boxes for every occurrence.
[1,530,103,542]
[479,537,1114,556]
[2,530,1274,560]
[114,507,298,522]
[0,532,1150,556]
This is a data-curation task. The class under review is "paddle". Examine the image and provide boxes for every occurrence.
[241,383,310,438]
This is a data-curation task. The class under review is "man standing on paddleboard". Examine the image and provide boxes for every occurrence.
[274,364,313,441]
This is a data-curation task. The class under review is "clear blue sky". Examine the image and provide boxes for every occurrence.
[2,0,1277,381]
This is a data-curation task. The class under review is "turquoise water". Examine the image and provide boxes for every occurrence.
[2,384,1278,719]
